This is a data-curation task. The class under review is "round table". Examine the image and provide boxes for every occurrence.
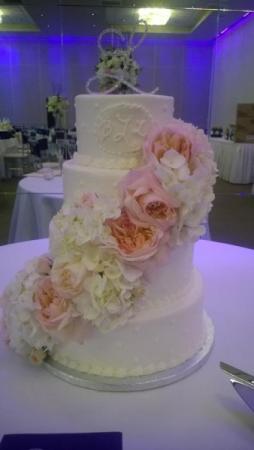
[210,138,254,184]
[0,239,254,449]
[8,175,63,243]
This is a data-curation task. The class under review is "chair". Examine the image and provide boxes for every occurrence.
[22,154,42,174]
[32,138,48,159]
[55,130,66,141]
[4,148,32,178]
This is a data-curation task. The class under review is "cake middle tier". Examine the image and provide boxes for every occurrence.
[63,160,128,201]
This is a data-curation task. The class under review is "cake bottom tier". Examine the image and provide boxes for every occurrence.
[51,269,205,378]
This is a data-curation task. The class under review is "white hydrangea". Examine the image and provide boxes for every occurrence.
[49,194,120,258]
[74,252,143,331]
[1,260,54,357]
[150,134,217,244]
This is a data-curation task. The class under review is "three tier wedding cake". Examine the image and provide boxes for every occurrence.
[1,27,217,386]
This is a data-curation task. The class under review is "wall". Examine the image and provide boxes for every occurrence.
[0,33,213,130]
[210,14,254,130]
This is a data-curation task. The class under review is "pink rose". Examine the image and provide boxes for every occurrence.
[119,167,178,231]
[106,209,164,262]
[144,124,192,164]
[51,259,87,299]
[34,276,74,331]
[36,255,53,275]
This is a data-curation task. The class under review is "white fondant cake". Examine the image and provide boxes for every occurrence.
[48,94,210,377]
[1,92,216,382]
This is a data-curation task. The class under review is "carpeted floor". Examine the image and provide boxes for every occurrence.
[210,179,254,249]
[0,177,254,249]
[0,178,19,245]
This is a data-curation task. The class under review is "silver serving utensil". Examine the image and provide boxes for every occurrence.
[220,361,254,412]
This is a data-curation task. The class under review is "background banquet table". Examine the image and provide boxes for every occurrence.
[0,137,19,178]
[0,239,254,450]
[210,138,254,183]
[8,175,63,243]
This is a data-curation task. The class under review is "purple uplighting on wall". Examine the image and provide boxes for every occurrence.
[217,11,254,39]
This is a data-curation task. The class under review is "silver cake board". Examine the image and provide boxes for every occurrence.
[44,313,214,392]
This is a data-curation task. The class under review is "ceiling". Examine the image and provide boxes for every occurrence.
[0,0,253,38]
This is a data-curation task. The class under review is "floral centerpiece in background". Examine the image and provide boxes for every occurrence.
[96,47,140,93]
[0,118,14,139]
[0,118,13,132]
[46,95,69,128]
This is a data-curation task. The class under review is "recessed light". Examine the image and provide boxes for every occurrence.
[92,24,96,28]
[138,8,172,26]
[41,13,44,17]
[91,12,95,16]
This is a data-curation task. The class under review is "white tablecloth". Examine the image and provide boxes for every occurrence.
[0,239,254,449]
[0,137,18,178]
[8,176,63,243]
[210,138,254,183]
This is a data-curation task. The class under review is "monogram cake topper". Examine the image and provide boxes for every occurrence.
[86,20,159,95]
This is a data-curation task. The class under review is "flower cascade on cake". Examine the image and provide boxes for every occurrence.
[1,118,216,364]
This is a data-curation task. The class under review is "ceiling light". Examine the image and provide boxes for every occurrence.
[0,10,3,24]
[138,8,172,26]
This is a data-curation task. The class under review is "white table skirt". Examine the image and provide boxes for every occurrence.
[0,239,254,449]
[8,176,63,243]
[210,138,254,184]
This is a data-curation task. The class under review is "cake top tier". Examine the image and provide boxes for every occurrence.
[75,94,174,169]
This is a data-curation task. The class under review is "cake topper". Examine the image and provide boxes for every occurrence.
[86,21,159,95]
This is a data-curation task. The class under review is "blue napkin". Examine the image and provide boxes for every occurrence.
[0,432,122,450]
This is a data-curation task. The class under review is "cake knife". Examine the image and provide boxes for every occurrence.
[220,361,254,412]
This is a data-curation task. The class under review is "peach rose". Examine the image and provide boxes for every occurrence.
[106,209,164,262]
[144,126,192,164]
[119,167,178,231]
[34,276,74,331]
[51,258,87,299]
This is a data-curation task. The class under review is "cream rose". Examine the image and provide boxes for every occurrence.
[51,257,87,299]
